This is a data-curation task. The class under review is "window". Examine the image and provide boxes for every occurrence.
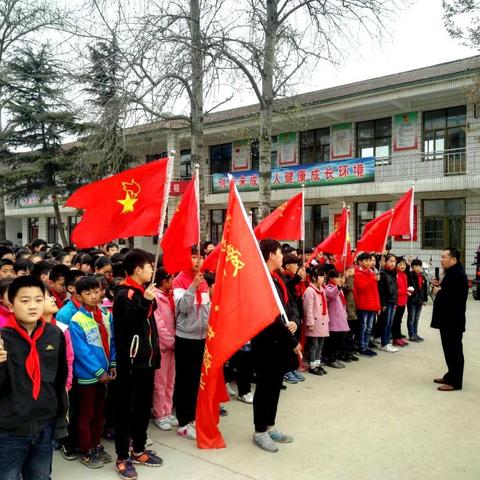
[305,205,329,247]
[423,199,465,255]
[47,217,58,244]
[356,201,391,241]
[28,217,39,242]
[180,149,191,180]
[300,128,330,164]
[210,209,226,243]
[210,143,232,174]
[424,106,466,157]
[68,216,80,243]
[356,118,391,159]
[146,152,168,162]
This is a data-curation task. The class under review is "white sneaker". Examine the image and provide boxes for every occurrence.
[177,423,196,440]
[167,415,179,427]
[226,383,236,396]
[146,437,154,446]
[238,392,254,404]
[153,417,172,431]
[380,344,399,353]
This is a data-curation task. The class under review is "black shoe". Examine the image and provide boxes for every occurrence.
[340,355,352,363]
[368,341,378,349]
[280,384,287,390]
[308,367,322,376]
[319,367,328,375]
[349,354,359,362]
[60,444,78,461]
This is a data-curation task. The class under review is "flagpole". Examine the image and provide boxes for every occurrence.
[151,152,175,279]
[344,204,350,272]
[301,184,305,266]
[410,183,415,259]
[195,164,201,265]
[380,208,395,271]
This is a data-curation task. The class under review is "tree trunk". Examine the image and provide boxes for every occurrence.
[258,0,278,220]
[190,0,207,241]
[52,198,68,246]
[0,103,7,240]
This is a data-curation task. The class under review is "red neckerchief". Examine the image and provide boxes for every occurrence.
[123,276,152,317]
[310,284,327,315]
[51,289,65,309]
[71,297,82,310]
[271,271,288,304]
[6,314,45,400]
[328,280,346,305]
[85,305,110,359]
[417,272,424,290]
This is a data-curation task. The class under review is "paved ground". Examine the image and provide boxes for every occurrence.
[53,298,480,480]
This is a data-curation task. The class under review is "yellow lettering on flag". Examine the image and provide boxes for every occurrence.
[117,178,141,214]
[224,244,245,277]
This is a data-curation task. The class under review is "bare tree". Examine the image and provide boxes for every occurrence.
[213,0,395,219]
[0,0,66,241]
[443,0,480,48]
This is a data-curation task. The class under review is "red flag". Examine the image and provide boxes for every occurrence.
[196,180,284,449]
[161,172,200,274]
[306,206,348,266]
[66,159,169,248]
[390,188,414,237]
[355,209,394,254]
[254,192,303,240]
[201,243,221,273]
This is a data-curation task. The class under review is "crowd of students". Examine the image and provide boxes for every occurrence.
[0,237,431,479]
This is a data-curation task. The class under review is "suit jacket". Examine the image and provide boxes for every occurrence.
[431,262,469,332]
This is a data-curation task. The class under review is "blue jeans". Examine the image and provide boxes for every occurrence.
[0,423,53,480]
[357,310,376,351]
[407,303,423,337]
[381,304,396,346]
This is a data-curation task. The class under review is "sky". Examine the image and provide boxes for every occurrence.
[223,0,478,109]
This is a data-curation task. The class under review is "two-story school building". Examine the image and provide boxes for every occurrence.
[5,55,480,276]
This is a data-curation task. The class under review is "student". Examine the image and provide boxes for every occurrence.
[251,239,300,453]
[378,254,399,353]
[105,243,119,257]
[407,259,428,342]
[173,247,210,440]
[69,275,116,469]
[14,258,34,276]
[95,257,114,281]
[72,254,93,274]
[56,270,86,326]
[49,264,70,309]
[152,268,178,431]
[353,253,380,357]
[324,270,350,368]
[56,251,73,266]
[0,276,68,480]
[113,249,162,479]
[31,260,54,283]
[0,246,15,261]
[302,266,329,375]
[0,258,15,279]
[0,278,14,328]
[392,257,409,347]
[343,266,359,360]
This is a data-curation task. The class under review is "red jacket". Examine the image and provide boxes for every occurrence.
[396,271,408,307]
[353,266,380,312]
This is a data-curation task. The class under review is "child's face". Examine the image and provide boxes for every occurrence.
[50,276,66,296]
[396,262,406,272]
[284,263,298,275]
[359,259,370,269]
[80,263,92,274]
[80,288,101,308]
[0,264,14,279]
[15,269,30,277]
[191,255,203,272]
[135,262,153,284]
[44,292,59,317]
[316,274,325,287]
[107,246,118,256]
[10,286,45,325]
[369,257,376,268]
[161,278,173,291]
[98,265,113,281]
[412,264,423,273]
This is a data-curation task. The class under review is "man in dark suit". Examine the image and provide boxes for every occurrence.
[431,247,469,391]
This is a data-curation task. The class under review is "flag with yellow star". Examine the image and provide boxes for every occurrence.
[196,178,284,449]
[65,158,169,248]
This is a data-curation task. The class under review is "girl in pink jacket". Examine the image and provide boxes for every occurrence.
[0,278,14,328]
[302,267,329,376]
[152,269,178,431]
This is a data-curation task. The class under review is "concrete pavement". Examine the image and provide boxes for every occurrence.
[53,298,480,480]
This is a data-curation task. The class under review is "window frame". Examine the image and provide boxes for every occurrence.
[300,127,330,164]
[356,117,392,160]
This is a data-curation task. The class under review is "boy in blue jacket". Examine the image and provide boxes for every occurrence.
[69,275,116,469]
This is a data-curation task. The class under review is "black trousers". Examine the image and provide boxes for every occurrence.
[324,331,346,361]
[173,336,205,428]
[226,349,253,397]
[392,306,406,340]
[114,367,155,460]
[440,328,464,389]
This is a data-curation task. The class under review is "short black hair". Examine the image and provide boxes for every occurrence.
[31,238,47,250]
[106,242,118,250]
[15,248,31,261]
[95,256,112,270]
[112,262,126,278]
[123,249,154,275]
[396,256,406,266]
[357,252,370,262]
[66,269,85,288]
[31,260,55,279]
[55,251,71,263]
[154,267,171,286]
[63,246,77,254]
[73,253,93,267]
[411,259,423,267]
[0,246,14,258]
[326,269,341,282]
[444,247,461,262]
[14,258,34,274]
[309,265,326,282]
[259,239,281,262]
[110,253,124,263]
[282,254,300,267]
[8,275,45,303]
[0,277,14,298]
[50,264,70,282]
[75,275,101,294]
[0,259,14,268]
[203,271,216,287]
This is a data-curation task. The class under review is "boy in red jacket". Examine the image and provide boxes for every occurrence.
[354,253,380,357]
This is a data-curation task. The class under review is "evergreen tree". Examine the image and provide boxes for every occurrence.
[0,44,82,246]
